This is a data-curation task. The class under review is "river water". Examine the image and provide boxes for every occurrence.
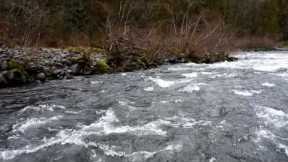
[1,51,288,162]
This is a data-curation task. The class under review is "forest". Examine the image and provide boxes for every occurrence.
[0,0,287,48]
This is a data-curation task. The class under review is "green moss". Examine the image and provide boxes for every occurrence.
[66,47,106,69]
[8,69,28,83]
[95,59,110,73]
[7,60,25,71]
[7,60,30,82]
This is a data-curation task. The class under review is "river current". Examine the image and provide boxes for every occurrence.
[1,51,288,162]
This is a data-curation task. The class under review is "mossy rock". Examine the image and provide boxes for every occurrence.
[7,60,25,71]
[7,59,30,83]
[66,47,106,67]
[95,59,110,73]
[7,69,29,85]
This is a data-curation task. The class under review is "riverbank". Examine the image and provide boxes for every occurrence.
[0,46,235,88]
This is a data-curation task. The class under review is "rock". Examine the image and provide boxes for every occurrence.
[95,59,110,73]
[7,60,24,70]
[64,73,73,79]
[52,69,65,79]
[71,64,81,75]
[36,73,46,81]
[7,69,28,84]
[1,60,8,70]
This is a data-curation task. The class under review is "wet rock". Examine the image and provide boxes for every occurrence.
[6,69,29,86]
[64,73,73,79]
[71,64,81,75]
[7,59,24,70]
[0,61,8,70]
[36,73,46,81]
[52,69,65,79]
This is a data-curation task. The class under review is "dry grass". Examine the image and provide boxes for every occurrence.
[103,13,235,70]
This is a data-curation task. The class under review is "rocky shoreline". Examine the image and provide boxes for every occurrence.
[0,47,235,88]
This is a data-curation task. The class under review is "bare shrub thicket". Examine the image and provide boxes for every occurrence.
[0,0,287,47]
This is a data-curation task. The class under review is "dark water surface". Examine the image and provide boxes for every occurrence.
[1,52,288,162]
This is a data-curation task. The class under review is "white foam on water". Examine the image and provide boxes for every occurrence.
[144,86,154,91]
[127,151,156,161]
[164,115,211,128]
[65,110,81,114]
[254,105,288,157]
[95,110,107,115]
[232,90,262,97]
[182,72,198,78]
[168,66,192,71]
[209,73,238,79]
[209,52,288,72]
[180,84,200,93]
[90,81,99,84]
[179,83,207,93]
[278,144,288,156]
[100,90,106,93]
[164,143,183,152]
[276,73,288,78]
[262,82,275,87]
[160,100,169,104]
[209,157,216,162]
[254,129,288,157]
[149,77,175,88]
[0,110,211,160]
[201,72,214,75]
[13,116,63,133]
[87,142,125,157]
[1,134,125,160]
[216,120,230,129]
[174,99,183,103]
[149,76,193,87]
[20,104,66,113]
[96,119,168,136]
[127,143,183,161]
[118,101,137,110]
[256,106,288,128]
[0,110,168,160]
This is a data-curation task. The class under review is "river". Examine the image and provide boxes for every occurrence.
[1,51,288,162]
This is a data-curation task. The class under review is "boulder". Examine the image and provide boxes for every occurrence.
[71,64,81,75]
[0,60,8,70]
[36,72,46,81]
[7,69,28,85]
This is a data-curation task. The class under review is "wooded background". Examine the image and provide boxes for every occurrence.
[1,0,287,46]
